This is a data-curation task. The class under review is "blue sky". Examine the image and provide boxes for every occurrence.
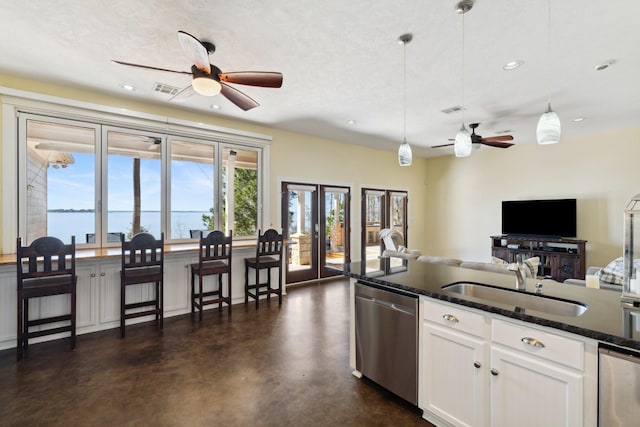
[48,153,215,212]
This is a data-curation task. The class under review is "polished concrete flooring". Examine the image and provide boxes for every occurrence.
[0,278,433,426]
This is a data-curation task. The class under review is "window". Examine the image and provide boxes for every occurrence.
[169,137,215,239]
[23,117,98,245]
[16,110,267,247]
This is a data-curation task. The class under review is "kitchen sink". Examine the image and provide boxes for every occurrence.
[441,282,588,317]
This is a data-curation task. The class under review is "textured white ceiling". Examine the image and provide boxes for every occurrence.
[0,0,638,158]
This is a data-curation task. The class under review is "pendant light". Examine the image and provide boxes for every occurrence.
[454,1,472,158]
[397,33,413,167]
[536,0,561,145]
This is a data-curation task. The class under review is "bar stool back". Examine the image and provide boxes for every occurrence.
[120,232,164,337]
[190,230,233,320]
[244,229,284,308]
[16,236,77,360]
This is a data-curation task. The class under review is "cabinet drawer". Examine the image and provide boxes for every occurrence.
[422,298,485,338]
[492,319,584,370]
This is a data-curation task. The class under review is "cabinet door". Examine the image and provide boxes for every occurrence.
[164,254,195,313]
[553,254,580,281]
[490,346,583,427]
[422,322,486,427]
[76,263,99,329]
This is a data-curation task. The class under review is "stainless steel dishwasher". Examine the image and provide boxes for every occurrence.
[355,281,418,405]
[599,346,640,426]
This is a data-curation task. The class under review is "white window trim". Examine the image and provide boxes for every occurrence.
[1,86,272,253]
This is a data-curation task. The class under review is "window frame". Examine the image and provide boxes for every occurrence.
[2,88,271,252]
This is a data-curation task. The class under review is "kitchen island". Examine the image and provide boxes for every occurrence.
[342,259,640,427]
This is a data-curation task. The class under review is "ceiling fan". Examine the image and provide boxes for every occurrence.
[432,123,514,149]
[112,31,283,111]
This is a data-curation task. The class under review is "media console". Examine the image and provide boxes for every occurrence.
[491,235,586,281]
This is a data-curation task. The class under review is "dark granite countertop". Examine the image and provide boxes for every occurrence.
[341,259,640,351]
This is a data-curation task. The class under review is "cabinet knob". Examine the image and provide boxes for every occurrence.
[521,337,545,348]
[490,368,499,376]
[100,272,106,277]
[442,314,459,323]
[473,361,481,369]
[90,273,96,278]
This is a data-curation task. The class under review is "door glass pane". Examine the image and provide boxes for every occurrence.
[389,192,408,269]
[107,130,161,240]
[169,139,215,239]
[363,190,384,271]
[324,189,346,270]
[287,187,314,275]
[222,147,258,236]
[25,119,96,245]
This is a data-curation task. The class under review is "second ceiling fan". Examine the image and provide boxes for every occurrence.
[112,31,283,111]
[431,123,514,150]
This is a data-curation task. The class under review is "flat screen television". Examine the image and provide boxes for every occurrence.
[501,198,577,238]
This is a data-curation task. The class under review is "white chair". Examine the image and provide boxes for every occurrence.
[378,229,421,259]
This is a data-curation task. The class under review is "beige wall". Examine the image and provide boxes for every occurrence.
[0,74,428,258]
[424,126,640,268]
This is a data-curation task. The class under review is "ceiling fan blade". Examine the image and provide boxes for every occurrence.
[431,143,454,148]
[220,82,259,111]
[480,140,515,149]
[111,60,191,75]
[219,72,283,88]
[481,135,514,142]
[168,84,197,102]
[177,31,211,74]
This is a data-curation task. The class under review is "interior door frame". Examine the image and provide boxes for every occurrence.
[361,188,408,263]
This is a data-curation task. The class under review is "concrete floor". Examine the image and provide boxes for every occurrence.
[0,278,433,426]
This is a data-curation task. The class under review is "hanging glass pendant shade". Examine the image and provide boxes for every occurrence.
[536,102,561,145]
[454,123,472,157]
[398,138,413,166]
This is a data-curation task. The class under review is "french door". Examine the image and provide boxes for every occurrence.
[361,188,408,271]
[282,182,350,284]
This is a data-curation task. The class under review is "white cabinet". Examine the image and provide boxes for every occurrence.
[419,297,597,427]
[420,298,487,427]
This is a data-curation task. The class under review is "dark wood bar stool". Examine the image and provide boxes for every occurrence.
[120,232,164,338]
[16,236,77,361]
[190,230,233,320]
[244,229,284,308]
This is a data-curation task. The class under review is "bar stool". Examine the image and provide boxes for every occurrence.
[190,230,233,320]
[16,236,77,361]
[244,229,284,308]
[120,232,164,338]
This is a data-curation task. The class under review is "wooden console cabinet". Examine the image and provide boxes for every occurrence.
[491,235,586,281]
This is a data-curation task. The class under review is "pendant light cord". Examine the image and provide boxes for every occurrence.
[546,0,551,107]
[461,12,466,125]
[403,39,407,143]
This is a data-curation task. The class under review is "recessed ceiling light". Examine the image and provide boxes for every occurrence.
[573,117,585,122]
[347,119,356,125]
[119,84,136,92]
[210,104,221,110]
[502,60,524,71]
[594,60,616,71]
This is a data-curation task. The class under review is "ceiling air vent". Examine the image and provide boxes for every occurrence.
[441,105,465,114]
[153,82,180,96]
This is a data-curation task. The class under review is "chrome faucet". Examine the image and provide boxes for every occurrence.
[508,256,526,290]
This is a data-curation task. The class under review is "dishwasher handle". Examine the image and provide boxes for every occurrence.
[355,295,415,316]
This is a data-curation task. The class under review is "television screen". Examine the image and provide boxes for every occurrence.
[501,199,577,238]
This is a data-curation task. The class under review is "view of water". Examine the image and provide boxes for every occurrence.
[47,211,210,242]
